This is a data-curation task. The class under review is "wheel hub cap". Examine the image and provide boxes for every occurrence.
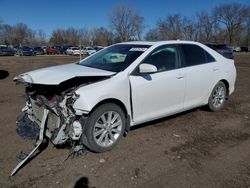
[212,85,225,108]
[93,111,122,147]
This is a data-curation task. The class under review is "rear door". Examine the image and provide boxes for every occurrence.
[180,44,220,109]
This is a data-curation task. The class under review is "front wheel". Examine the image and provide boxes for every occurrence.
[208,81,227,112]
[82,103,126,153]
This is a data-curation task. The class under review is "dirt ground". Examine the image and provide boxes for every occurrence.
[0,53,250,188]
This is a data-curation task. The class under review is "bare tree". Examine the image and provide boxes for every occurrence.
[182,17,198,41]
[196,11,215,42]
[144,28,160,41]
[213,3,247,45]
[0,20,6,44]
[50,29,65,45]
[78,28,92,46]
[0,22,35,45]
[243,6,250,46]
[0,24,13,45]
[133,15,145,40]
[157,14,183,40]
[65,27,79,45]
[91,27,114,46]
[109,4,145,41]
[27,30,37,45]
[13,23,33,45]
[50,28,79,45]
[37,29,46,45]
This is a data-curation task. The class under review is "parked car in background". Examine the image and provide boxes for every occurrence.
[66,47,83,55]
[240,47,248,52]
[46,47,60,55]
[52,46,68,54]
[42,46,47,53]
[93,46,105,52]
[204,43,233,59]
[59,46,71,54]
[82,46,96,55]
[15,46,34,56]
[0,46,15,56]
[233,46,241,52]
[14,41,236,154]
[33,47,45,55]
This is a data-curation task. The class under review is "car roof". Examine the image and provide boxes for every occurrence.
[118,40,204,47]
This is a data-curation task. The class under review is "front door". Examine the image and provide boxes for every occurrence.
[129,45,186,124]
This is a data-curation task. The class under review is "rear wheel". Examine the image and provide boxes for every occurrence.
[208,81,226,112]
[82,103,126,153]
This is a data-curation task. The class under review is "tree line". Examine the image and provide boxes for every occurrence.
[0,2,249,47]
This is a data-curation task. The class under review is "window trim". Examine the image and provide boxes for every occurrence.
[180,44,216,68]
[131,44,181,76]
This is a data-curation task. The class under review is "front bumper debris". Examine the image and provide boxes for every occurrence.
[11,108,49,176]
[16,112,40,140]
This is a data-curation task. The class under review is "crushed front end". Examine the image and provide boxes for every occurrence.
[21,84,84,145]
[11,75,108,176]
[14,74,109,146]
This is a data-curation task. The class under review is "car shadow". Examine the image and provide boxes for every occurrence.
[74,177,90,188]
[0,70,9,79]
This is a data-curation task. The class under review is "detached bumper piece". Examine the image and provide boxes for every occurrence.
[11,109,49,176]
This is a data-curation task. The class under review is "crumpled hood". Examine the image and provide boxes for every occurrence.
[14,63,115,85]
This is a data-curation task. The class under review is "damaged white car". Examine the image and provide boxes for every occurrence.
[12,41,236,175]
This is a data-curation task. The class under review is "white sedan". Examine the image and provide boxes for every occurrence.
[66,47,83,55]
[82,47,96,55]
[14,41,236,153]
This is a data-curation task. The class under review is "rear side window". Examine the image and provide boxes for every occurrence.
[205,51,216,62]
[181,44,215,67]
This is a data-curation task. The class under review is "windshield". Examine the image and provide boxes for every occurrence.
[79,44,150,72]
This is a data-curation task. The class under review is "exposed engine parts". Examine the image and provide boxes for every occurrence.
[11,74,112,176]
[25,90,81,145]
[11,82,91,176]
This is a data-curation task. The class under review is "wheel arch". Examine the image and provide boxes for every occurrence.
[88,98,131,133]
[219,79,230,99]
[91,98,128,114]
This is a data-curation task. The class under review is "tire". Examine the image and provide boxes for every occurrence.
[82,103,126,153]
[208,81,226,112]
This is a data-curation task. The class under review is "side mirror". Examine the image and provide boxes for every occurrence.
[139,63,157,74]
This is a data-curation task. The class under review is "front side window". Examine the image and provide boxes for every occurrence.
[142,45,179,72]
[79,44,150,72]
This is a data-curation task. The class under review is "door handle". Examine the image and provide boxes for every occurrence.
[176,73,185,79]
